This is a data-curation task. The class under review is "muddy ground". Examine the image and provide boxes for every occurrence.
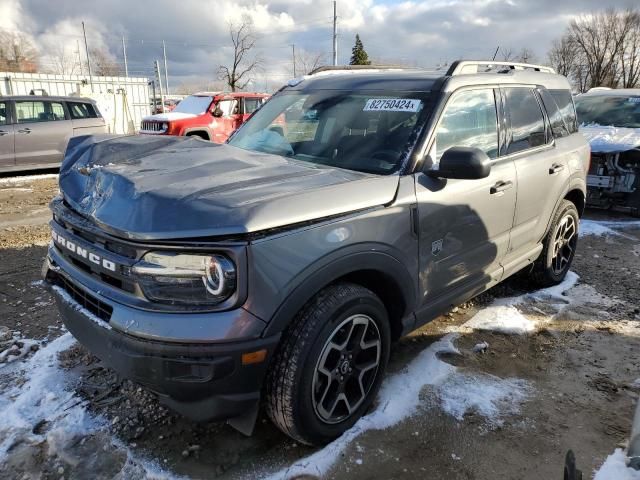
[0,174,639,480]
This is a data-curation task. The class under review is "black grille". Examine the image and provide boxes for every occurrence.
[56,275,113,322]
[140,121,166,133]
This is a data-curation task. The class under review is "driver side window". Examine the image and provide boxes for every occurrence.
[434,89,498,162]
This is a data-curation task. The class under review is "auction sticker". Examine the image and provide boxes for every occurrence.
[363,98,422,112]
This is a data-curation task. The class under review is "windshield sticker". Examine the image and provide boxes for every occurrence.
[627,97,640,103]
[363,98,422,112]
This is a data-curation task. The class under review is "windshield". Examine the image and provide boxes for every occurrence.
[173,95,213,115]
[228,90,431,174]
[575,95,640,128]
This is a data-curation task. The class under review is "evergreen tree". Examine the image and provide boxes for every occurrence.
[349,34,371,66]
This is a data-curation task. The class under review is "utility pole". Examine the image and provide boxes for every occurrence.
[162,40,169,94]
[332,1,338,66]
[76,40,84,76]
[291,44,296,77]
[122,36,129,77]
[82,21,93,92]
[154,60,165,113]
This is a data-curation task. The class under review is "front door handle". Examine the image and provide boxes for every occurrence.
[490,180,513,195]
[17,128,31,134]
[0,130,8,136]
[549,163,565,174]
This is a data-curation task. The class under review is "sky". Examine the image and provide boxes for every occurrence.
[1,0,638,92]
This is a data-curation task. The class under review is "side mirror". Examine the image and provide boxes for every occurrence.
[426,147,492,180]
[212,107,223,118]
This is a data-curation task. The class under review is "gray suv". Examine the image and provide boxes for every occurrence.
[43,61,589,445]
[0,95,106,172]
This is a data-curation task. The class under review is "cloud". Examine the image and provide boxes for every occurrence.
[6,0,638,91]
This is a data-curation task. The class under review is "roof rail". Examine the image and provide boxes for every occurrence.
[446,60,555,76]
[308,64,408,75]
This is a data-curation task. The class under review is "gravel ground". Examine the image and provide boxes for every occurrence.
[0,175,639,480]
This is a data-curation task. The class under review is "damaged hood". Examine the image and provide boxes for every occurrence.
[59,135,399,240]
[579,125,640,153]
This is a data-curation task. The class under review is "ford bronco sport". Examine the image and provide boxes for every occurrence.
[44,61,589,446]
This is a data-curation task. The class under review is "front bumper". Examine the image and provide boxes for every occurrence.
[43,255,280,423]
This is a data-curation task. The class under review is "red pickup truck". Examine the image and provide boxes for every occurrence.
[140,92,269,143]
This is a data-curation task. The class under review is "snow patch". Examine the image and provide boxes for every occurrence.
[581,219,640,238]
[463,305,535,334]
[0,173,58,185]
[580,125,640,153]
[265,334,530,479]
[594,449,640,480]
[51,285,112,330]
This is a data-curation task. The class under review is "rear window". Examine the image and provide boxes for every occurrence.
[504,88,547,154]
[549,89,578,133]
[68,102,98,119]
[0,102,7,125]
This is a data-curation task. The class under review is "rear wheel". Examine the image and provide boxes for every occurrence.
[265,283,390,445]
[531,200,579,287]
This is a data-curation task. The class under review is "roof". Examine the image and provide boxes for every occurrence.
[0,94,97,102]
[284,61,572,93]
[192,91,269,98]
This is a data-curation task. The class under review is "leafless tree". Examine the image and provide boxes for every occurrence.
[620,10,640,88]
[0,30,38,73]
[293,49,326,75]
[499,47,537,63]
[90,48,122,76]
[547,8,640,91]
[47,45,80,75]
[217,18,262,92]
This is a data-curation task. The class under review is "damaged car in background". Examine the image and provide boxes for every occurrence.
[575,89,640,215]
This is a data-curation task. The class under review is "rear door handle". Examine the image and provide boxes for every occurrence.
[17,128,31,134]
[549,163,565,174]
[490,180,513,195]
[0,130,8,136]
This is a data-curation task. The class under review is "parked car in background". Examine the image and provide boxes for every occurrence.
[140,92,269,143]
[151,97,182,114]
[0,95,106,172]
[575,88,640,215]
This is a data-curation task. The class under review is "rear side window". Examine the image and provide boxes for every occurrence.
[504,88,546,154]
[549,89,577,133]
[68,102,98,119]
[50,102,65,120]
[244,98,263,115]
[0,102,7,125]
[538,88,569,139]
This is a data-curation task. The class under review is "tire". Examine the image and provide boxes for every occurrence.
[265,282,390,445]
[531,200,579,287]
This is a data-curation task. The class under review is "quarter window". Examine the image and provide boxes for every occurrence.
[0,102,7,125]
[539,88,569,139]
[550,89,578,133]
[504,88,547,154]
[434,89,499,161]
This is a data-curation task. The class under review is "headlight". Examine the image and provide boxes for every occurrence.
[162,122,168,131]
[132,252,236,306]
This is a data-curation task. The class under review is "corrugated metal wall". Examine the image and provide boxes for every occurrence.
[0,72,150,132]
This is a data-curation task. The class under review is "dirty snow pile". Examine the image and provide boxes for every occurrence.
[0,332,176,479]
[594,449,640,480]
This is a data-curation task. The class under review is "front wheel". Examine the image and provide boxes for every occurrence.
[531,200,579,287]
[265,283,390,445]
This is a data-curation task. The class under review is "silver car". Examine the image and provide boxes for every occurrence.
[0,95,106,172]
